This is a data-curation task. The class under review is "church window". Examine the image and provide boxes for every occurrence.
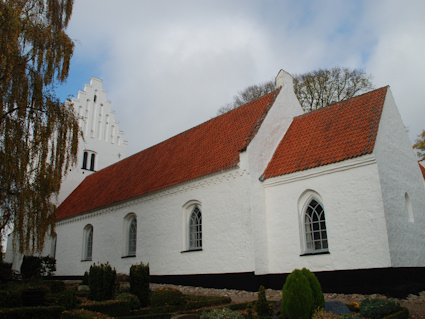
[189,206,202,250]
[83,225,93,261]
[405,193,414,222]
[90,153,96,171]
[50,233,57,258]
[128,217,137,256]
[304,199,328,254]
[82,151,88,169]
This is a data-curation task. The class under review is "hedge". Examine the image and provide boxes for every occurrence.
[0,305,64,319]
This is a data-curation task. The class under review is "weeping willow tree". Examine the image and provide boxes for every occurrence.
[0,0,80,255]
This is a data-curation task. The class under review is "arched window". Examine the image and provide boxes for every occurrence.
[50,233,57,258]
[82,151,88,169]
[128,217,137,256]
[304,199,328,253]
[189,206,202,250]
[83,225,93,261]
[90,153,96,171]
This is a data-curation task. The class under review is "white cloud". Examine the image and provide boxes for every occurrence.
[61,0,425,154]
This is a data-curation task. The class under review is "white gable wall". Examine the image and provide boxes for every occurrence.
[55,168,255,276]
[373,90,425,267]
[263,155,391,274]
[243,70,303,275]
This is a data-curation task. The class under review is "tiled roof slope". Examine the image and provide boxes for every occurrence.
[56,89,281,220]
[263,87,388,179]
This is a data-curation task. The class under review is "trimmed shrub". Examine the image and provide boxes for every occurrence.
[150,287,185,307]
[254,285,270,316]
[20,256,56,279]
[281,269,314,319]
[82,272,89,285]
[116,292,141,310]
[53,289,77,310]
[81,299,131,317]
[302,267,325,310]
[0,289,21,308]
[359,298,403,319]
[88,262,116,301]
[0,263,13,284]
[0,305,65,319]
[130,262,150,307]
[61,309,111,318]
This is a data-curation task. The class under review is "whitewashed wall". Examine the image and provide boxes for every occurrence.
[373,90,425,267]
[58,78,128,204]
[263,155,392,274]
[55,168,255,276]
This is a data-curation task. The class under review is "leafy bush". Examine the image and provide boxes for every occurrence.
[130,262,150,307]
[0,263,13,284]
[201,307,244,319]
[359,298,403,319]
[281,269,314,319]
[150,287,185,307]
[383,307,409,319]
[20,256,56,279]
[44,280,66,293]
[53,289,77,310]
[0,289,21,308]
[88,262,116,301]
[0,305,64,319]
[116,292,141,310]
[302,267,325,310]
[80,299,130,317]
[254,285,270,316]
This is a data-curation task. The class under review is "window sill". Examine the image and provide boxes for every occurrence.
[121,255,136,259]
[181,248,202,253]
[81,259,92,262]
[300,251,330,257]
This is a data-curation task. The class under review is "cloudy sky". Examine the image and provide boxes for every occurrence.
[55,0,425,156]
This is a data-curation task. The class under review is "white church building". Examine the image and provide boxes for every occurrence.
[7,70,425,294]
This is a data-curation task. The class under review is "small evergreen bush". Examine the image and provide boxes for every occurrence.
[54,289,77,310]
[129,262,150,307]
[0,263,13,284]
[302,267,325,310]
[116,292,141,310]
[281,269,314,319]
[254,285,270,316]
[88,262,116,301]
[359,298,403,319]
[150,287,185,307]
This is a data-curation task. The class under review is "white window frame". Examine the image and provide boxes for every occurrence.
[299,191,329,255]
[82,224,93,261]
[182,200,203,252]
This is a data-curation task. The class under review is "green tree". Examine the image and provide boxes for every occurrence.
[217,67,373,115]
[413,130,425,160]
[0,0,80,255]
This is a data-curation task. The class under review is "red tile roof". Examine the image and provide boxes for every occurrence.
[263,87,388,179]
[56,89,281,220]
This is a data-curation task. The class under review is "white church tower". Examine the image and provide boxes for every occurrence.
[5,77,128,268]
[57,77,128,204]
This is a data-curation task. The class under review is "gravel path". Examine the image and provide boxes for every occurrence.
[151,283,425,318]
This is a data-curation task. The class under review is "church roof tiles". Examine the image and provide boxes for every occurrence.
[56,88,281,220]
[263,86,388,179]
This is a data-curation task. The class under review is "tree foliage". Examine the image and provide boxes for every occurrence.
[0,0,80,254]
[217,67,374,115]
[294,67,374,112]
[413,130,425,161]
